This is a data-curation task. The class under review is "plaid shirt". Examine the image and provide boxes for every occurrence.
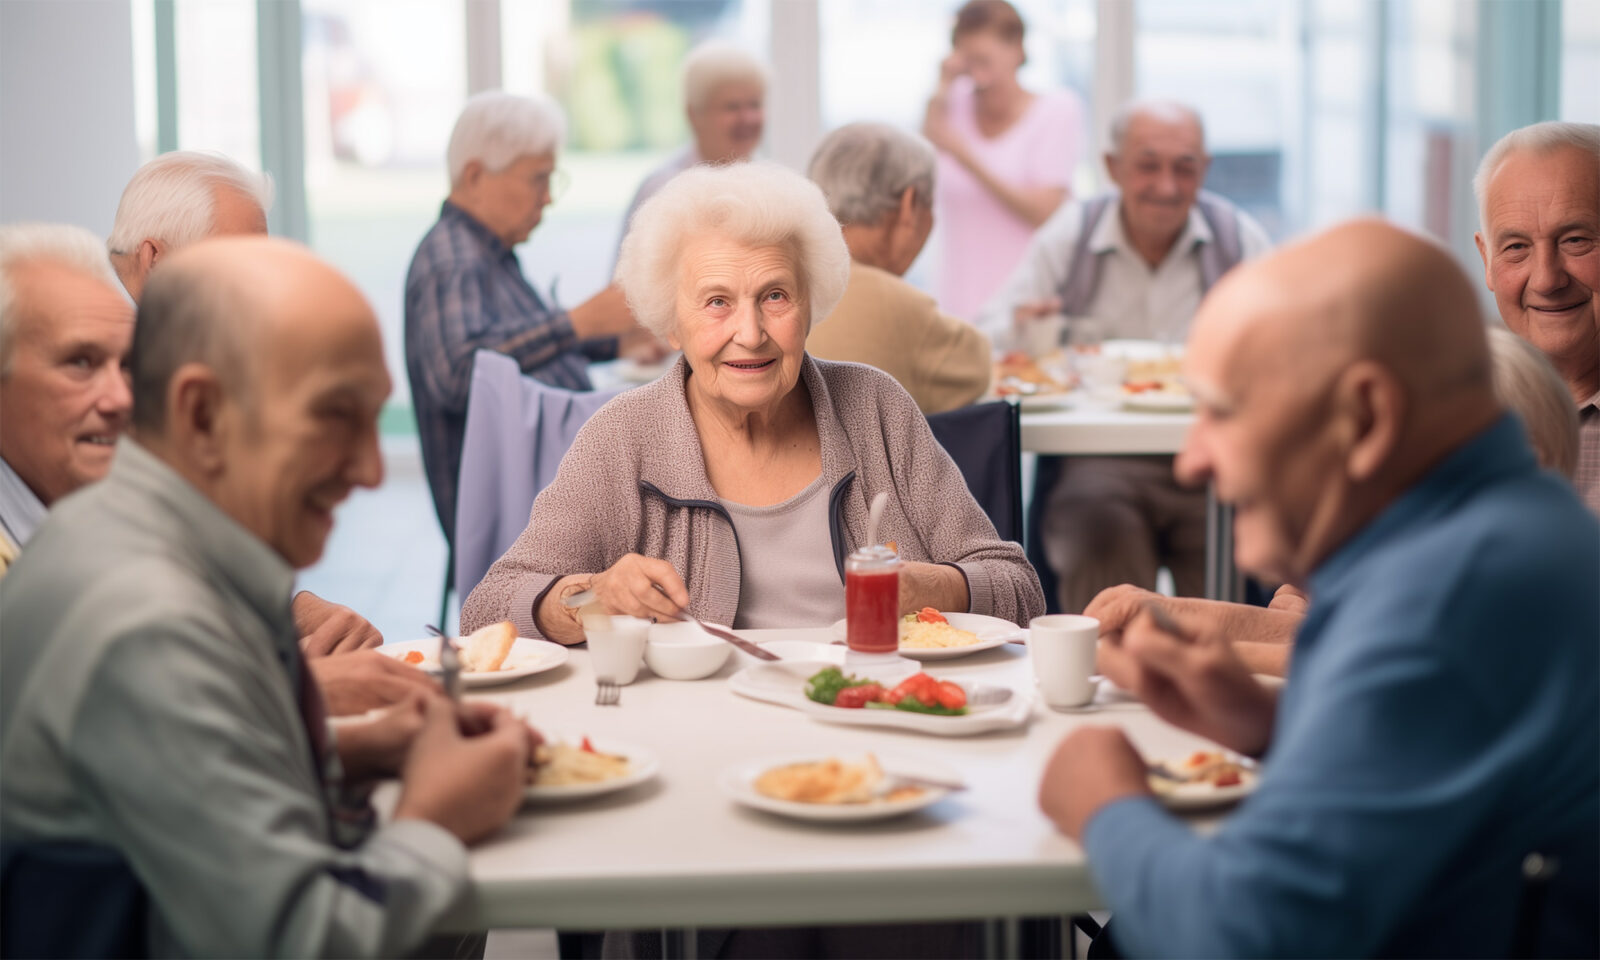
[1577,389,1600,516]
[404,201,616,542]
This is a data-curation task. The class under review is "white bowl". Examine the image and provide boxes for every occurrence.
[645,621,732,680]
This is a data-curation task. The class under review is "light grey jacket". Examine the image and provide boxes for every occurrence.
[0,441,466,958]
[461,355,1044,637]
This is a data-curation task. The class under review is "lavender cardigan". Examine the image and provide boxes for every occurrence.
[460,355,1044,637]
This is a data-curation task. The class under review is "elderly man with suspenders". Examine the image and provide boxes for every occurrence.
[980,100,1272,614]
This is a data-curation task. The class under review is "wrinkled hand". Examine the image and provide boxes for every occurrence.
[294,590,383,657]
[309,650,442,716]
[898,561,970,616]
[1269,583,1310,615]
[590,553,690,622]
[1038,727,1151,841]
[393,698,531,844]
[334,694,429,783]
[1099,606,1278,757]
[1086,584,1301,684]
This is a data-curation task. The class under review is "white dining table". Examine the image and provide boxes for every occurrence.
[437,628,1231,942]
[1016,397,1244,603]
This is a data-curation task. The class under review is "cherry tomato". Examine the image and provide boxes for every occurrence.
[935,680,967,710]
[1214,770,1242,788]
[916,607,948,625]
[833,684,885,709]
[581,736,596,753]
[403,650,425,665]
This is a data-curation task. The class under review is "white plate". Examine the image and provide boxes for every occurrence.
[379,636,570,688]
[828,612,1024,660]
[728,660,1033,736]
[525,736,661,802]
[721,753,959,822]
[1101,339,1176,361]
[1120,390,1194,412]
[1148,754,1259,811]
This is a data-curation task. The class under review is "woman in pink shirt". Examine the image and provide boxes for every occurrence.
[923,0,1083,321]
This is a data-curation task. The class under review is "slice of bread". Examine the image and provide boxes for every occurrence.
[462,620,516,673]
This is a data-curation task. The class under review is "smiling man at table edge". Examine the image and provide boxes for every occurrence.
[0,237,534,958]
[1039,220,1598,957]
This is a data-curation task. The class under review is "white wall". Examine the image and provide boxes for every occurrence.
[0,0,140,238]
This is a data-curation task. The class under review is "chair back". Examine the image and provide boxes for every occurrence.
[453,351,626,602]
[925,400,1023,542]
[1,840,147,958]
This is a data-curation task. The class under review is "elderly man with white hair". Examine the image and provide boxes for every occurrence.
[405,91,641,546]
[615,40,767,249]
[981,100,1273,615]
[804,122,991,414]
[107,150,271,302]
[1473,120,1600,514]
[0,223,134,576]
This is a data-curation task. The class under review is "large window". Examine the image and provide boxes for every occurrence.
[1562,0,1600,121]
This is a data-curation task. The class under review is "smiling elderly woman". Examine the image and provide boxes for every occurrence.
[461,162,1043,642]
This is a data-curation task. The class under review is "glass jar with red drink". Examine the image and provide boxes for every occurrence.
[845,544,900,655]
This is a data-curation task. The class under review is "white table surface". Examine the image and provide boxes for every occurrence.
[1017,397,1194,456]
[439,628,1225,932]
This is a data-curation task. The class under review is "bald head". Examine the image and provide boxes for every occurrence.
[132,236,388,568]
[1178,220,1501,584]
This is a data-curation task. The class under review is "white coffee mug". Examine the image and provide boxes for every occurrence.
[584,614,651,685]
[1029,614,1100,708]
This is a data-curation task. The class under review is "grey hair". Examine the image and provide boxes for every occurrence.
[614,161,851,339]
[682,41,768,114]
[0,222,124,377]
[446,91,566,186]
[1486,326,1580,477]
[1107,100,1206,155]
[107,151,273,254]
[807,123,936,226]
[1473,121,1600,229]
[129,250,253,434]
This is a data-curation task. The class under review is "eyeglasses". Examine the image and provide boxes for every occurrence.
[536,167,571,204]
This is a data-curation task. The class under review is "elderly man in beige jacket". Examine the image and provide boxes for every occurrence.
[805,123,991,414]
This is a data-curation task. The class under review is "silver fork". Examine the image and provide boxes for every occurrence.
[594,677,621,706]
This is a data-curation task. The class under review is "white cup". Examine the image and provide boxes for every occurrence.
[584,614,651,685]
[1029,614,1100,708]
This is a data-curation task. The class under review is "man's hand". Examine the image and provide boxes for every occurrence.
[1268,583,1311,615]
[569,284,637,340]
[1038,727,1151,841]
[308,650,442,717]
[619,327,671,364]
[1085,584,1302,684]
[334,694,429,783]
[899,561,970,616]
[1100,606,1278,757]
[392,698,531,844]
[294,590,383,657]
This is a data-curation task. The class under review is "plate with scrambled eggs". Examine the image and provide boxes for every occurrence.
[525,736,659,802]
[828,610,1024,660]
[721,752,959,822]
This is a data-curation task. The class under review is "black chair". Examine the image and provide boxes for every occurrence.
[1,841,147,958]
[926,400,1023,543]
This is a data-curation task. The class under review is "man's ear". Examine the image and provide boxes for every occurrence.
[1333,360,1405,483]
[166,362,231,475]
[459,159,485,190]
[138,238,163,276]
[1103,152,1119,185]
[895,186,919,230]
[1473,231,1493,289]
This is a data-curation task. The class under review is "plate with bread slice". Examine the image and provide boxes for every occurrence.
[380,621,570,688]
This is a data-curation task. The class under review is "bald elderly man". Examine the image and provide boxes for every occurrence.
[1474,120,1600,514]
[1,237,534,957]
[1039,221,1598,957]
[981,100,1273,615]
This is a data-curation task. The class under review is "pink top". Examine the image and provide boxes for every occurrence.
[935,78,1083,321]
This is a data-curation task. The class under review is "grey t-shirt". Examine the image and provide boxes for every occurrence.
[722,474,847,629]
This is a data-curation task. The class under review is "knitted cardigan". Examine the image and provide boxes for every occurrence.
[460,354,1044,638]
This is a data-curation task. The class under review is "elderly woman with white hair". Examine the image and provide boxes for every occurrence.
[615,41,767,250]
[405,90,645,546]
[805,122,991,413]
[463,162,1043,643]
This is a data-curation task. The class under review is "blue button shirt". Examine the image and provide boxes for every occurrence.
[1084,415,1599,957]
[404,201,617,542]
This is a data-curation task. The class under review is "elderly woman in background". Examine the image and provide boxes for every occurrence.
[463,162,1043,642]
[615,41,767,253]
[923,0,1083,320]
[805,122,991,414]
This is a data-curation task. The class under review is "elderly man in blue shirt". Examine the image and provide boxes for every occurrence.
[1040,219,1599,957]
[405,91,652,543]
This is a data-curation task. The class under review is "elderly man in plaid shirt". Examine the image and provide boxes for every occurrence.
[406,92,652,543]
